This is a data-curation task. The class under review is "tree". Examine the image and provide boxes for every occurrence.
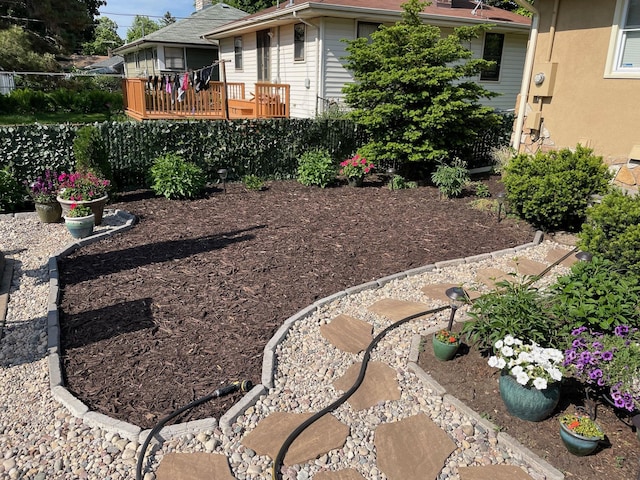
[160,11,176,27]
[485,0,533,16]
[82,17,123,55]
[126,16,161,43]
[342,0,500,166]
[0,26,59,71]
[222,0,276,14]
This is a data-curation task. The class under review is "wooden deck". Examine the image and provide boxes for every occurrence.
[122,78,290,121]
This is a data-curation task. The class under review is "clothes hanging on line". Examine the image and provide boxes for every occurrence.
[146,60,221,97]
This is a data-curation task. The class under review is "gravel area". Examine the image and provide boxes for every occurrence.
[0,211,575,480]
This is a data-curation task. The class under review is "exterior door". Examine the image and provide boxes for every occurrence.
[257,29,270,81]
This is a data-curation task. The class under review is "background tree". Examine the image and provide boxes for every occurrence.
[342,0,500,167]
[221,0,276,14]
[82,17,123,55]
[126,16,161,43]
[485,0,533,16]
[0,25,59,71]
[160,12,176,27]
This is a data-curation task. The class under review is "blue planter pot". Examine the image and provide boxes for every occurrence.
[432,335,459,361]
[499,371,560,422]
[559,421,602,456]
[64,214,95,239]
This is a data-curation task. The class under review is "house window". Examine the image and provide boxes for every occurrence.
[294,24,305,61]
[234,36,243,70]
[134,53,140,69]
[480,33,505,81]
[615,0,640,72]
[164,47,185,70]
[357,22,381,39]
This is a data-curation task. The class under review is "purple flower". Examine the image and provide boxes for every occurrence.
[572,326,588,336]
[589,369,603,380]
[572,338,587,348]
[602,350,614,361]
[615,325,630,337]
[592,341,603,350]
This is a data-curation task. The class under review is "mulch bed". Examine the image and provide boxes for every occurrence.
[58,175,535,430]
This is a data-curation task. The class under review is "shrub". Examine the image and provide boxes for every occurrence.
[462,276,560,350]
[243,174,264,191]
[473,182,491,198]
[501,145,612,231]
[297,149,335,188]
[551,256,640,333]
[389,175,418,190]
[431,157,470,198]
[578,189,640,275]
[149,154,206,199]
[0,167,25,213]
[73,125,113,186]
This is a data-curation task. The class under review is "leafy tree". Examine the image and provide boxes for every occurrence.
[221,0,276,14]
[485,0,533,16]
[160,12,177,27]
[82,17,123,55]
[342,0,500,166]
[0,26,59,71]
[126,16,161,43]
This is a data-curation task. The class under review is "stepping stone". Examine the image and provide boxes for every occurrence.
[475,267,513,289]
[315,469,366,480]
[458,464,534,480]
[368,298,433,322]
[320,314,373,354]
[156,452,234,480]
[507,258,548,277]
[333,361,400,411]
[421,283,481,303]
[241,411,349,466]
[375,414,456,480]
[545,248,578,268]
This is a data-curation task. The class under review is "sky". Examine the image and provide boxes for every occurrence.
[98,0,197,40]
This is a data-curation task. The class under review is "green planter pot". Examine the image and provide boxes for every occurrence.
[34,201,62,223]
[432,335,460,361]
[499,371,560,422]
[559,421,603,456]
[64,214,95,239]
[57,194,108,226]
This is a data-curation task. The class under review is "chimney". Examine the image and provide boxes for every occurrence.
[436,0,452,7]
[195,0,213,11]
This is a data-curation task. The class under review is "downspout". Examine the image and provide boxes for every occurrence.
[292,11,320,116]
[512,0,540,151]
[546,0,560,62]
[276,26,281,83]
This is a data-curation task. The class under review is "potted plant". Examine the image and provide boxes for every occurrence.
[63,203,95,239]
[339,154,374,187]
[559,413,604,456]
[25,170,62,223]
[432,328,460,361]
[57,171,110,225]
[488,335,564,421]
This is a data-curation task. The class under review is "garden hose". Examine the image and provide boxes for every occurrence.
[135,379,253,480]
[271,243,582,480]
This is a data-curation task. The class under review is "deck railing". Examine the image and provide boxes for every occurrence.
[122,78,290,121]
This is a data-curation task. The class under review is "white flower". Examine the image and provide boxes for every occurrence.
[501,345,514,357]
[495,339,504,349]
[488,356,499,368]
[504,335,515,346]
[496,357,506,369]
[510,365,524,377]
[516,371,530,385]
[547,367,563,382]
[533,377,548,390]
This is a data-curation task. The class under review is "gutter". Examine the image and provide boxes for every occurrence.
[512,0,540,151]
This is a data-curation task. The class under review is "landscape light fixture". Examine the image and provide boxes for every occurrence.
[575,251,593,263]
[445,286,468,331]
[217,168,228,193]
[387,166,397,190]
[496,192,505,223]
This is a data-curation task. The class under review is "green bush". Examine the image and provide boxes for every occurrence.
[462,276,560,350]
[502,145,612,231]
[551,256,640,333]
[578,189,640,274]
[243,174,264,191]
[297,148,336,188]
[473,182,491,198]
[0,167,25,213]
[73,125,113,187]
[431,158,470,198]
[389,175,418,190]
[149,154,206,199]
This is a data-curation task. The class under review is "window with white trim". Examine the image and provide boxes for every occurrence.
[234,36,243,69]
[480,32,504,81]
[357,21,381,39]
[294,24,305,61]
[164,47,184,70]
[615,0,640,72]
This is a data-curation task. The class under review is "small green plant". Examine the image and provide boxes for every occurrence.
[615,456,626,468]
[66,203,93,218]
[551,256,640,333]
[559,414,604,440]
[297,149,336,188]
[462,275,560,351]
[149,154,206,199]
[490,145,515,175]
[73,125,113,185]
[0,167,25,213]
[578,189,640,275]
[473,182,491,198]
[431,157,470,199]
[389,175,418,190]
[502,145,612,231]
[243,174,264,191]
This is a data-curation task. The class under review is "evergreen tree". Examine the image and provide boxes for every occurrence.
[126,16,161,43]
[160,12,177,27]
[342,0,500,165]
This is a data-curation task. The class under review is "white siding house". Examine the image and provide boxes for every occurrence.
[206,0,531,118]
